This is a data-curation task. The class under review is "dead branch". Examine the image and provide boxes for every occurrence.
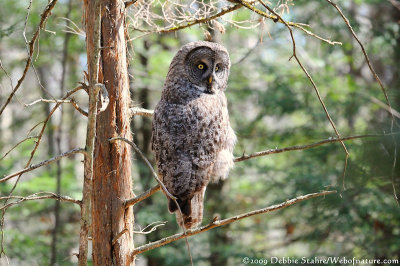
[230,0,341,45]
[24,98,88,116]
[325,0,392,124]
[125,0,138,8]
[131,190,336,257]
[128,1,340,46]
[125,184,161,208]
[157,4,244,33]
[130,107,154,117]
[0,59,14,91]
[0,192,81,211]
[247,0,350,188]
[133,221,167,235]
[0,148,85,183]
[0,136,39,160]
[25,98,73,106]
[70,99,88,116]
[124,132,397,206]
[234,133,389,162]
[112,229,129,246]
[0,0,59,116]
[371,97,400,119]
[4,85,85,195]
[324,0,398,201]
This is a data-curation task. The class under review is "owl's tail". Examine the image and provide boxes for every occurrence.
[168,187,206,229]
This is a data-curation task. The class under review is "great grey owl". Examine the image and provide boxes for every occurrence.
[151,41,236,229]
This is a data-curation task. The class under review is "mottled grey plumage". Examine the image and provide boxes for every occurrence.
[151,41,236,229]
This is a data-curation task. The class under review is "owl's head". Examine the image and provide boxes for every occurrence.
[168,41,231,95]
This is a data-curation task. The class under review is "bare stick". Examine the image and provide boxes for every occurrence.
[130,107,154,117]
[125,184,161,208]
[325,0,392,123]
[129,2,340,46]
[131,190,336,256]
[324,0,398,202]
[158,4,243,33]
[235,133,388,162]
[24,98,88,116]
[0,0,58,116]
[70,99,88,117]
[242,0,350,186]
[125,132,398,206]
[125,0,138,8]
[228,1,341,45]
[4,85,85,195]
[0,192,81,211]
[0,59,14,92]
[0,148,85,183]
[25,98,74,106]
[133,221,167,235]
[1,136,39,160]
[371,97,400,119]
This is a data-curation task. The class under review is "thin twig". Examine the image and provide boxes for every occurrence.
[0,0,59,116]
[158,4,244,33]
[0,136,39,160]
[244,0,350,187]
[371,97,400,119]
[112,229,129,246]
[24,98,88,116]
[131,190,336,256]
[129,2,340,46]
[125,132,398,206]
[234,133,389,162]
[324,0,398,202]
[24,98,73,106]
[130,107,154,117]
[325,0,392,123]
[231,0,341,45]
[0,59,14,92]
[133,221,167,235]
[0,148,85,183]
[4,85,85,194]
[125,0,138,8]
[125,184,161,208]
[0,192,81,211]
[70,99,88,116]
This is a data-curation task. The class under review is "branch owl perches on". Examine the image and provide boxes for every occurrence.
[151,41,237,229]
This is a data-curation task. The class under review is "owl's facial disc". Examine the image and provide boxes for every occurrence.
[195,61,225,94]
[184,45,230,94]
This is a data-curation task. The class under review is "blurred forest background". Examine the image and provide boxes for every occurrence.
[0,0,399,265]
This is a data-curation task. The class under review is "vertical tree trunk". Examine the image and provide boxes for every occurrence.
[91,0,134,264]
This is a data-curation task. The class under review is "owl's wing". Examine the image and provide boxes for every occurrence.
[151,100,220,201]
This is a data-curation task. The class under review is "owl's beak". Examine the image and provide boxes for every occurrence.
[206,75,216,94]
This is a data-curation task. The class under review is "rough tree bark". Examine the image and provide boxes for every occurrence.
[91,0,134,264]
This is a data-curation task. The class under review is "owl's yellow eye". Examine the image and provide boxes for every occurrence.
[215,66,219,72]
[197,64,204,70]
